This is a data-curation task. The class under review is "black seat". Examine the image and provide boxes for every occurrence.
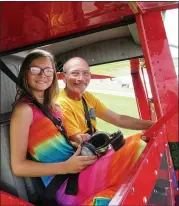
[0,117,45,205]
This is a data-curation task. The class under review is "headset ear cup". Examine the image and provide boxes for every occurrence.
[90,132,110,147]
[81,130,125,156]
[89,132,110,155]
[110,130,125,151]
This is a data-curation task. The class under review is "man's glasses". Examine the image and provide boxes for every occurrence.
[29,67,54,77]
[65,71,91,78]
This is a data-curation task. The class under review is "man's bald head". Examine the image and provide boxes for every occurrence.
[62,57,91,99]
[63,57,89,73]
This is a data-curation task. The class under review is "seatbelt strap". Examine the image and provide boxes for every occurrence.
[82,96,96,135]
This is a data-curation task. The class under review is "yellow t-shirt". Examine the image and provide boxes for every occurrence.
[57,90,107,137]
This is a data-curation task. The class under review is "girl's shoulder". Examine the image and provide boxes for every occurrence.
[13,97,39,120]
[12,101,33,122]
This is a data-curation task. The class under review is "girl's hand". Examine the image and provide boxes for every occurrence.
[64,145,97,174]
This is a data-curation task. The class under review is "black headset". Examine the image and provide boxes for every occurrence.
[81,130,125,157]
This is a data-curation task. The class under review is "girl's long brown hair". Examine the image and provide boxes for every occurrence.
[16,49,59,110]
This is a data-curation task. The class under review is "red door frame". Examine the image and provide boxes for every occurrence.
[110,10,178,205]
[136,11,178,180]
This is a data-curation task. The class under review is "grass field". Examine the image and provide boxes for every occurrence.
[89,61,142,138]
[93,92,141,137]
[90,61,131,77]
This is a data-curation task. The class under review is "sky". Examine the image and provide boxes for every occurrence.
[164,8,178,58]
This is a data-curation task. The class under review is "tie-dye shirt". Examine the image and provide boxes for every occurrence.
[16,98,146,206]
[17,98,75,186]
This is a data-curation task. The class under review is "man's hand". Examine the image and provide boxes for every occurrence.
[81,133,91,142]
[70,133,91,145]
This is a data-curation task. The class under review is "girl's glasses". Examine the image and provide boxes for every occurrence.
[29,67,54,77]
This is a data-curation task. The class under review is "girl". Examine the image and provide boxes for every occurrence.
[10,49,97,204]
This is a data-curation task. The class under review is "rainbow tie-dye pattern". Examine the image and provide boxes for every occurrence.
[25,101,75,186]
[23,99,145,205]
[55,133,145,205]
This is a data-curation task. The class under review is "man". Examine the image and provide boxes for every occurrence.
[57,57,155,144]
[56,57,156,204]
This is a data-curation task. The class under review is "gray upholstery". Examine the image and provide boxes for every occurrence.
[0,121,45,204]
[0,55,45,204]
[0,56,22,114]
[0,122,29,201]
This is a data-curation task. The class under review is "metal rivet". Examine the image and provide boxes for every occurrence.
[143,197,147,203]
[154,170,158,175]
[131,187,135,193]
[92,59,94,62]
[165,144,168,147]
[119,6,125,10]
[146,159,149,163]
[160,153,163,157]
[141,136,147,141]
[160,132,163,134]
[169,179,172,182]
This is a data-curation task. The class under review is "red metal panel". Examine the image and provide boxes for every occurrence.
[136,11,178,184]
[110,10,179,205]
[110,139,159,205]
[127,2,178,15]
[110,129,177,205]
[138,2,179,12]
[136,11,178,144]
[0,191,34,206]
[130,59,151,120]
[142,103,178,142]
[0,2,133,52]
[0,2,178,52]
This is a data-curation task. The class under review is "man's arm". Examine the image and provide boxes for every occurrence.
[62,110,91,144]
[98,108,155,130]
